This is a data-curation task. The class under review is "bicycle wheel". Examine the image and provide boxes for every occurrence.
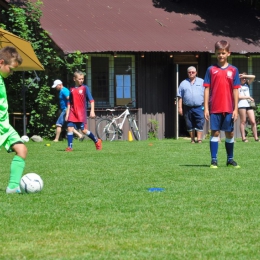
[96,118,117,141]
[129,118,141,140]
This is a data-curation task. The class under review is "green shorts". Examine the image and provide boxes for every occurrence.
[0,125,22,153]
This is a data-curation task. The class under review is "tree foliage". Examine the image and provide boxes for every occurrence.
[0,0,87,139]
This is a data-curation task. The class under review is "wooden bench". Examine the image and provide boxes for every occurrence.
[9,112,30,127]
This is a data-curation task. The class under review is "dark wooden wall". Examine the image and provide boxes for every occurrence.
[136,52,175,139]
[88,52,245,140]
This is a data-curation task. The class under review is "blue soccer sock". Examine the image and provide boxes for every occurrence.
[86,130,98,143]
[210,136,219,161]
[67,132,74,148]
[225,137,234,161]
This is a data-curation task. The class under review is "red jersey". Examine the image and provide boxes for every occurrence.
[68,85,94,123]
[203,64,240,114]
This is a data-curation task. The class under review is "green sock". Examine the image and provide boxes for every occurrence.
[8,155,25,189]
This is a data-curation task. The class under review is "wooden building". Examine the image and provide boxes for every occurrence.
[3,0,260,139]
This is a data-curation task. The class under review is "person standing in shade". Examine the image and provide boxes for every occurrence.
[204,40,241,169]
[0,46,27,193]
[65,70,102,151]
[177,66,205,143]
[238,72,259,142]
[52,79,83,142]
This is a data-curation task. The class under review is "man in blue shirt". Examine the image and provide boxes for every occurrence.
[177,66,205,143]
[52,79,83,142]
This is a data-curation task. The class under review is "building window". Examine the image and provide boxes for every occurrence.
[114,57,132,105]
[115,75,131,98]
[91,57,109,107]
[86,54,135,108]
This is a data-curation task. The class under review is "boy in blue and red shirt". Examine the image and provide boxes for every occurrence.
[65,70,102,151]
[52,79,83,142]
[203,40,241,169]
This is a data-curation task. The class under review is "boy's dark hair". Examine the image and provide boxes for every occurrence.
[0,46,23,65]
[215,40,230,52]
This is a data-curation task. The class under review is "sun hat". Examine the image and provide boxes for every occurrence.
[52,79,62,88]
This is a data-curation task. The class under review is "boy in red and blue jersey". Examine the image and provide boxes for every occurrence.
[203,40,241,169]
[65,70,102,151]
[52,79,83,142]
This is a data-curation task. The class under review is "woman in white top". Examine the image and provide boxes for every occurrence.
[238,72,259,142]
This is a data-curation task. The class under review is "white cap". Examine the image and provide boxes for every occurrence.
[52,79,62,88]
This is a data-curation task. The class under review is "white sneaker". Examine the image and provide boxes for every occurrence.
[6,186,21,194]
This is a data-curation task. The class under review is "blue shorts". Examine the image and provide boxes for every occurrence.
[210,113,234,132]
[67,121,86,131]
[183,105,205,131]
[56,110,66,127]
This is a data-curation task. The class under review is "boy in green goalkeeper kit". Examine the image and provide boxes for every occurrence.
[0,46,27,193]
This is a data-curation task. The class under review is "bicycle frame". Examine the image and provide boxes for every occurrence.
[110,108,131,130]
[96,100,140,141]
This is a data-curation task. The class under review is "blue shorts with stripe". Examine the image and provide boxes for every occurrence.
[67,121,86,131]
[210,113,234,132]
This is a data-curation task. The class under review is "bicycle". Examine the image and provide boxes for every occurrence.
[96,100,141,141]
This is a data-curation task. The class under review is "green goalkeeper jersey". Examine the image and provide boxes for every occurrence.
[0,74,21,151]
[0,75,10,134]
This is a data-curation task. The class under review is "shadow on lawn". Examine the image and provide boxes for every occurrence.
[57,149,87,152]
[179,164,209,167]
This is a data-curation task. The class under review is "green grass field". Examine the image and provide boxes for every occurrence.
[0,138,260,259]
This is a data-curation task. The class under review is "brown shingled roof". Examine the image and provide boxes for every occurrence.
[21,0,260,54]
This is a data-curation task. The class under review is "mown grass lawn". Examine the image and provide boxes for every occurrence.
[0,138,259,259]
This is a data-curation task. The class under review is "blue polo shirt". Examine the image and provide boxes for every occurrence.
[177,77,204,107]
[59,87,70,111]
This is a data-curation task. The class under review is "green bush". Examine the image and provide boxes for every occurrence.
[1,1,88,139]
[147,119,159,140]
[28,85,57,138]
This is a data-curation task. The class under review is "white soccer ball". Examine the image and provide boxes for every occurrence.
[20,173,44,194]
[21,135,29,142]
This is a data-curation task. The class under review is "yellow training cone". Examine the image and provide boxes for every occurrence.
[128,131,133,141]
